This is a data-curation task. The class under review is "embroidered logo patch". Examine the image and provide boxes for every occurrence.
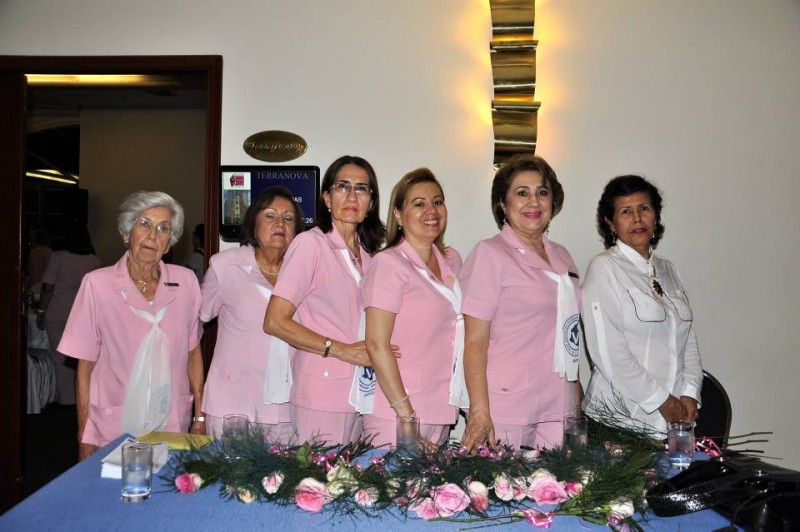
[563,314,580,358]
[359,367,376,397]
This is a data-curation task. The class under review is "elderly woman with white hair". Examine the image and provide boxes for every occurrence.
[59,191,205,460]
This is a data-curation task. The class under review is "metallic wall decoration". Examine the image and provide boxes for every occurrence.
[489,0,538,167]
[243,130,308,163]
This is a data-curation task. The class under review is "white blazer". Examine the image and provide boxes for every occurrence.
[581,242,703,437]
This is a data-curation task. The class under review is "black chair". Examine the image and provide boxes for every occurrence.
[694,370,732,449]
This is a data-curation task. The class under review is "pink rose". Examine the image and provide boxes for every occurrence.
[354,487,379,507]
[466,480,489,513]
[430,483,470,517]
[261,471,285,495]
[529,474,568,505]
[565,481,583,497]
[492,472,514,501]
[294,477,333,513]
[175,472,203,494]
[410,497,439,520]
[512,477,528,501]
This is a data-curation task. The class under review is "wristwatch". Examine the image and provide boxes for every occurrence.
[192,416,205,423]
[322,338,332,358]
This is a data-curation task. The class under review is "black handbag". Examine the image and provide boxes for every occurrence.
[645,454,800,531]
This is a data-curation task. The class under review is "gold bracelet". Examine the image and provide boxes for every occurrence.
[389,394,409,409]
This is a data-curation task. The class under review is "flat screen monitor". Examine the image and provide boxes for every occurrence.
[219,165,320,242]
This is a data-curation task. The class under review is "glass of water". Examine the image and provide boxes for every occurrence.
[562,414,589,455]
[121,442,153,502]
[396,415,420,456]
[667,421,694,469]
[222,414,249,457]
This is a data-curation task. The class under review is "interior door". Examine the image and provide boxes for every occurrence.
[0,71,26,511]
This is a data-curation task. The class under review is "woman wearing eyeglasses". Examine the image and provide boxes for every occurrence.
[264,156,392,445]
[59,191,205,459]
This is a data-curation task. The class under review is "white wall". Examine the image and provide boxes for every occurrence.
[3,0,798,467]
[80,109,206,265]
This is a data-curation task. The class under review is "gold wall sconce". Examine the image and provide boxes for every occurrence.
[489,0,538,167]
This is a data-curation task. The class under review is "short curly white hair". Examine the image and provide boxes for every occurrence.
[117,191,185,247]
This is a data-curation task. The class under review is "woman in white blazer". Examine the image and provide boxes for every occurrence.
[581,175,703,438]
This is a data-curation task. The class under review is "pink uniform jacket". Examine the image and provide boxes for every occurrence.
[59,253,202,446]
[362,240,462,425]
[200,245,290,424]
[271,226,371,412]
[460,225,581,426]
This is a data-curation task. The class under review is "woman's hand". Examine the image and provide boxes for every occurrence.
[79,443,100,461]
[658,394,687,423]
[418,436,439,454]
[461,409,497,453]
[189,421,206,435]
[679,396,699,423]
[334,340,400,367]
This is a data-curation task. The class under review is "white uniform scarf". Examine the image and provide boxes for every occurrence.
[542,271,580,382]
[341,249,375,414]
[121,306,171,437]
[255,284,292,404]
[403,251,469,409]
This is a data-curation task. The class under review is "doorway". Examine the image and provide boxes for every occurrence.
[0,55,222,510]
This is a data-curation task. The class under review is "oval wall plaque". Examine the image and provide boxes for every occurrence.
[243,130,308,162]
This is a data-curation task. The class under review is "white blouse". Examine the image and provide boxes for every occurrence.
[581,242,703,437]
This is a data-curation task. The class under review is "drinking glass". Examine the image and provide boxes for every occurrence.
[667,421,694,469]
[396,415,420,456]
[222,414,249,457]
[562,414,589,455]
[121,442,153,502]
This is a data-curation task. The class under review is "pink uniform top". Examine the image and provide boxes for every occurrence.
[59,253,202,446]
[41,250,102,324]
[362,240,462,425]
[200,245,290,424]
[272,226,372,412]
[460,224,581,425]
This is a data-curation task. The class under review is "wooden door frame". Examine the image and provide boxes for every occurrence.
[0,55,222,510]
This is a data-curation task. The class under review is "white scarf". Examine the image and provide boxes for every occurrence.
[341,249,375,414]
[255,284,292,404]
[542,271,580,381]
[402,251,469,408]
[121,306,171,437]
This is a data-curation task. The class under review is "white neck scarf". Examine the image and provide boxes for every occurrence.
[255,284,292,404]
[542,270,580,382]
[121,306,171,437]
[402,251,469,408]
[341,249,375,414]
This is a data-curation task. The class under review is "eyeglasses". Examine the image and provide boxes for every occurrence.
[330,181,372,197]
[134,217,171,235]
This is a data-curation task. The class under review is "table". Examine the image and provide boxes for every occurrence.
[0,435,738,531]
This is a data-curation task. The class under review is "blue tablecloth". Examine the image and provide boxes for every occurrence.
[0,435,737,531]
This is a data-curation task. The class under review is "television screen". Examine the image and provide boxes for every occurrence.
[219,165,320,242]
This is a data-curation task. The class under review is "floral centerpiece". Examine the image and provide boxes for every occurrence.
[168,416,666,530]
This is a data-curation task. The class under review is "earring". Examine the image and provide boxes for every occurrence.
[327,207,331,213]
[611,231,617,245]
[123,239,130,249]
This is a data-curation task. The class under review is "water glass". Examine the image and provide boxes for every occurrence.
[121,442,153,502]
[562,414,589,455]
[222,414,249,457]
[396,415,420,456]
[667,421,694,469]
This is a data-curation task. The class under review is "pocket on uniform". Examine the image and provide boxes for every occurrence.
[487,367,532,395]
[400,371,423,395]
[665,290,693,321]
[627,287,666,322]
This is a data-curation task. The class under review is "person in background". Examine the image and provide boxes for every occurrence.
[460,154,582,452]
[362,168,464,450]
[264,155,393,445]
[200,188,302,442]
[581,175,702,437]
[37,225,101,405]
[27,227,53,292]
[183,223,205,284]
[59,191,205,459]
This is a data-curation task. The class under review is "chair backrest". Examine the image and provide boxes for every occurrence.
[694,370,732,449]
